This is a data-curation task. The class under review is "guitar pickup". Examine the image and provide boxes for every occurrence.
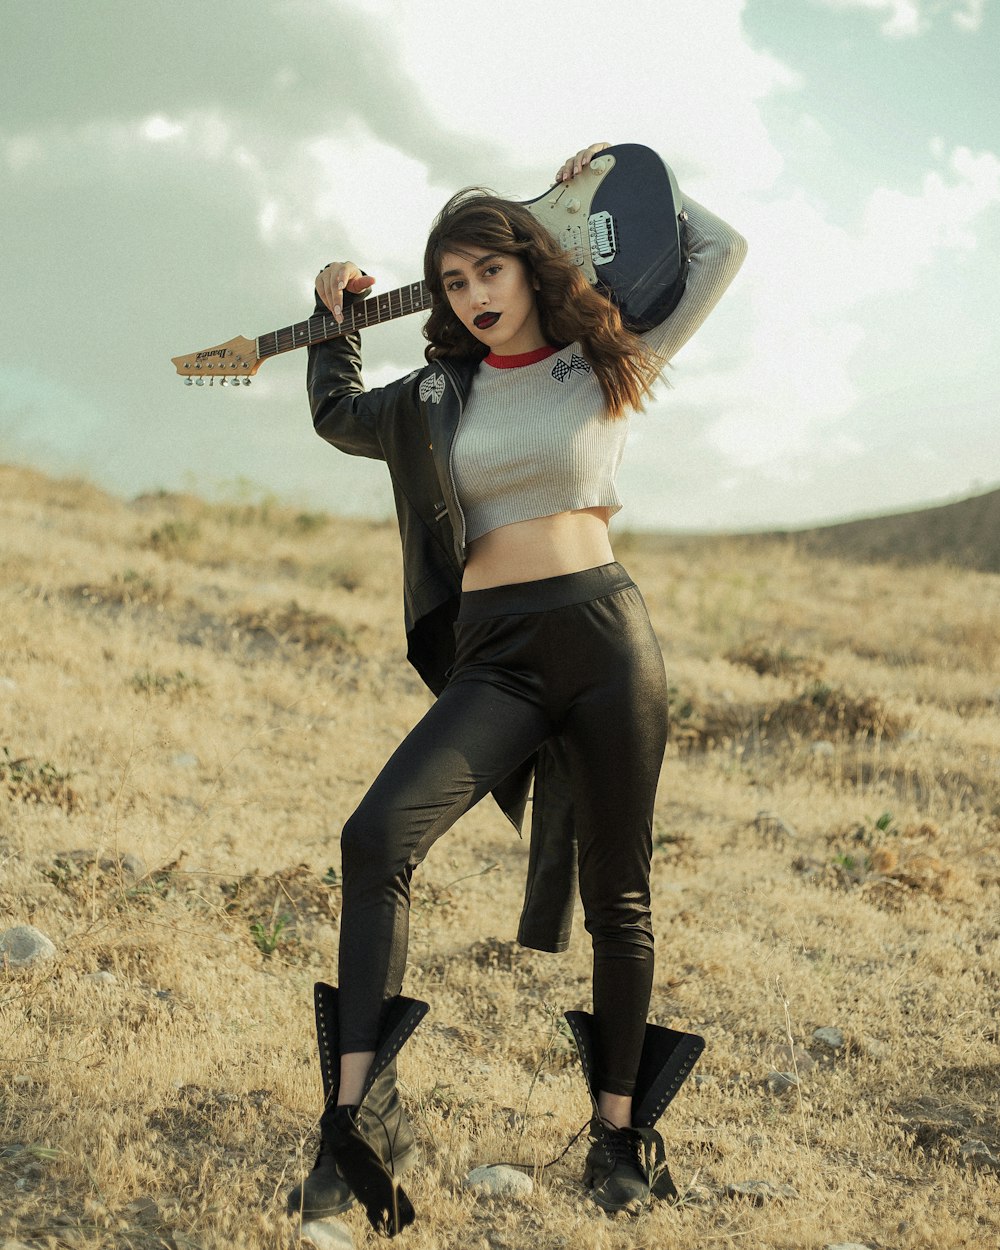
[558,224,586,268]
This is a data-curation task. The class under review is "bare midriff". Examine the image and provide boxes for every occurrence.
[461,506,615,591]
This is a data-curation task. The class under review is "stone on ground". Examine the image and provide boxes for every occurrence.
[725,1180,798,1204]
[464,1164,534,1196]
[299,1217,355,1249]
[0,925,57,969]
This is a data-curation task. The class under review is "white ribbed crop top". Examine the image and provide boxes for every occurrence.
[452,346,628,542]
[450,197,748,544]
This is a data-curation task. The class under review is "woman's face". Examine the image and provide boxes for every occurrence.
[439,245,546,356]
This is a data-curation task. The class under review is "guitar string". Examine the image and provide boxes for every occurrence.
[259,283,433,358]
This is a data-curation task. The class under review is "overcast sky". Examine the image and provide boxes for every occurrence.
[2,0,998,531]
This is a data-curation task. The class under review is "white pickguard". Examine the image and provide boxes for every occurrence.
[524,154,617,285]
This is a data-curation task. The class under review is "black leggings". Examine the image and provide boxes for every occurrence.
[337,562,668,1095]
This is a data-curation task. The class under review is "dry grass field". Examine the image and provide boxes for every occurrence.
[1,461,998,1250]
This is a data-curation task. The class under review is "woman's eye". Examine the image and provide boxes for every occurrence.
[485,265,502,276]
[446,280,464,292]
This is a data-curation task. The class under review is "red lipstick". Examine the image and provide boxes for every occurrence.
[474,312,500,329]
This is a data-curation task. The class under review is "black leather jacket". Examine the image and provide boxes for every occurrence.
[307,297,577,952]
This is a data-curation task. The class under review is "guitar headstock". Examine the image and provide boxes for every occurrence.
[171,336,260,385]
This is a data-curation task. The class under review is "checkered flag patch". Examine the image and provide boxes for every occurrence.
[551,353,592,383]
[419,372,446,404]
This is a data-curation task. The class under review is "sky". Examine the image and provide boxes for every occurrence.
[2,0,998,532]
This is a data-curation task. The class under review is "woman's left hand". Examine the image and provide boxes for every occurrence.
[554,142,611,184]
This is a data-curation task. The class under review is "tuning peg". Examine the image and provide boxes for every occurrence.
[184,377,193,386]
[195,377,204,385]
[242,377,251,386]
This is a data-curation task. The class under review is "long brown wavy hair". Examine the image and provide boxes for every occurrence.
[422,188,662,420]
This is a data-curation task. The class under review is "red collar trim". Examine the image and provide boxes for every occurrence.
[484,345,559,369]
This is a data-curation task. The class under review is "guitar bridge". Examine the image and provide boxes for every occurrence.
[588,211,617,266]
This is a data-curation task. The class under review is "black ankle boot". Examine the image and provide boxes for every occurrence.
[564,1010,704,1213]
[287,982,428,1235]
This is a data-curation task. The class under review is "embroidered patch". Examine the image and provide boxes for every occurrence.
[550,353,592,383]
[419,372,446,404]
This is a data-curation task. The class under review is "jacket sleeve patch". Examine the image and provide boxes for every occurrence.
[419,372,446,404]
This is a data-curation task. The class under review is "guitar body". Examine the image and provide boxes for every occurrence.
[172,144,687,381]
[521,143,687,332]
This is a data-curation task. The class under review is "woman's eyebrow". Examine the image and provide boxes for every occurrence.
[441,252,503,279]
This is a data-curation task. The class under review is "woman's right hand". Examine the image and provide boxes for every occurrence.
[316,262,376,323]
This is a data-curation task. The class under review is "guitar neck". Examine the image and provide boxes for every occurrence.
[256,280,433,360]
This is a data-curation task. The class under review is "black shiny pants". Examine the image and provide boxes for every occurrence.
[337,562,669,1095]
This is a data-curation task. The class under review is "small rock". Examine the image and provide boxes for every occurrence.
[766,1070,799,1095]
[812,1026,846,1050]
[299,1218,355,1249]
[0,925,57,969]
[726,1180,798,1204]
[0,676,18,691]
[124,1197,160,1220]
[463,1164,534,1197]
[171,753,199,769]
[856,1034,890,1061]
[774,1043,814,1074]
[960,1138,1000,1173]
[811,740,835,757]
[98,852,146,877]
[85,971,117,987]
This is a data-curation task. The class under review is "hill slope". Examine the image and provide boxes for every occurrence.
[770,485,1000,573]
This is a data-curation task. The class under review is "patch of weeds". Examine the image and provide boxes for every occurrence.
[69,570,171,610]
[220,864,338,962]
[669,683,907,752]
[230,601,353,652]
[793,814,955,908]
[1,746,79,812]
[146,519,201,556]
[41,849,154,908]
[726,639,824,680]
[249,915,292,957]
[130,668,204,702]
[293,511,329,534]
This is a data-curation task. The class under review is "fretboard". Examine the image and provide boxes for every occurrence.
[256,281,433,360]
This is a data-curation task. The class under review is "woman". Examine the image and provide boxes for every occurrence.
[288,142,747,1235]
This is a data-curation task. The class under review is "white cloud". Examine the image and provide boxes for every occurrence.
[858,144,1000,288]
[140,115,185,142]
[342,0,796,194]
[951,0,987,29]
[813,0,988,36]
[691,138,1000,482]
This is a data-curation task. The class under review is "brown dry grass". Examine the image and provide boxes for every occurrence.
[1,462,998,1250]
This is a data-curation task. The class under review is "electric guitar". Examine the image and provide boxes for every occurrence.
[170,144,687,386]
